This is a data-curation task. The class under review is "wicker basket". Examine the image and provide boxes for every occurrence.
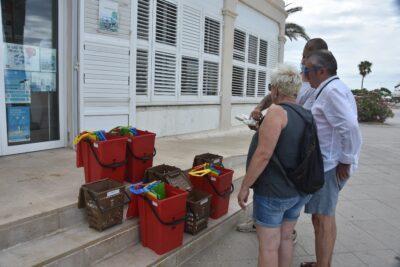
[144,164,192,191]
[192,153,223,167]
[185,189,211,235]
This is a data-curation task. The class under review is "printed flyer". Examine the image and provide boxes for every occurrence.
[4,43,40,71]
[7,105,31,143]
[40,48,57,72]
[29,72,56,92]
[4,70,31,104]
[99,0,119,32]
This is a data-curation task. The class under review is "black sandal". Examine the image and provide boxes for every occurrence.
[300,262,316,267]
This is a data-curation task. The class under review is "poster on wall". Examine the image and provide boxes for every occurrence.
[40,48,57,72]
[7,105,31,143]
[99,0,119,32]
[29,72,56,92]
[3,43,40,71]
[4,70,31,104]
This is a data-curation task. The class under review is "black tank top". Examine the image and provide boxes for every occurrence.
[246,103,310,198]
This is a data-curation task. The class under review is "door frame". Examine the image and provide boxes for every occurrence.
[0,0,68,155]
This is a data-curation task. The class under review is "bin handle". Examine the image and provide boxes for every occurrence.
[141,195,186,226]
[127,145,157,162]
[86,140,127,169]
[86,189,131,214]
[205,176,234,198]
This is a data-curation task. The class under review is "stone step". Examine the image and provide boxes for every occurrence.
[0,155,246,251]
[0,159,247,267]
[94,173,253,267]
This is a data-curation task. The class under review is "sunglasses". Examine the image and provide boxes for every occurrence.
[303,66,323,76]
[268,83,272,92]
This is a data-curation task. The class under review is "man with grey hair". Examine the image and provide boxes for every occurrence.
[300,50,362,267]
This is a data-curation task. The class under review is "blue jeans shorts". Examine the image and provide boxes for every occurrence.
[253,194,311,228]
[305,167,347,216]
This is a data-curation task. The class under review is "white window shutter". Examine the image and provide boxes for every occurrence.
[137,0,150,40]
[268,40,279,70]
[204,17,220,55]
[155,0,177,46]
[258,70,266,97]
[182,5,201,51]
[232,66,244,96]
[259,39,268,66]
[180,56,199,95]
[248,35,258,64]
[136,49,148,95]
[246,68,256,97]
[203,61,219,96]
[233,29,246,61]
[154,51,176,96]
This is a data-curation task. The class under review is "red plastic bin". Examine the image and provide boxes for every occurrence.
[126,193,139,219]
[78,134,128,183]
[138,183,188,255]
[126,130,156,183]
[189,166,234,219]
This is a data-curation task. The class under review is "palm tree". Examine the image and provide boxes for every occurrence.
[285,5,310,41]
[358,61,372,89]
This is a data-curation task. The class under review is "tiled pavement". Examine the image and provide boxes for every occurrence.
[188,111,400,267]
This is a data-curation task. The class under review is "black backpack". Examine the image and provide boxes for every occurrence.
[272,103,324,194]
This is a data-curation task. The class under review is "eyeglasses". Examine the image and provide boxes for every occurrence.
[268,83,272,91]
[303,66,322,76]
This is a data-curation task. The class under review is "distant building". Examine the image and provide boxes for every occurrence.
[394,83,400,98]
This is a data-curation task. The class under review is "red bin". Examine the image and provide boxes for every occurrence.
[138,184,188,255]
[126,130,156,183]
[126,193,139,219]
[189,166,234,219]
[79,134,128,183]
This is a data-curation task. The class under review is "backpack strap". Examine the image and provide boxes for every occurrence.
[315,77,339,100]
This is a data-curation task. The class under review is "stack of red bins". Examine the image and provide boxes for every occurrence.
[189,153,234,219]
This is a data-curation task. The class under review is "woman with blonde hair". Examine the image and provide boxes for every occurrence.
[238,64,312,267]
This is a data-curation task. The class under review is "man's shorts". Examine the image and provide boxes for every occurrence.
[304,167,347,216]
[253,194,312,228]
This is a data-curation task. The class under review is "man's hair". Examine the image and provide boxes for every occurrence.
[270,64,302,97]
[303,38,328,57]
[307,50,338,76]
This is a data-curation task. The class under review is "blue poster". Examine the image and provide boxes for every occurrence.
[7,105,31,143]
[4,70,31,104]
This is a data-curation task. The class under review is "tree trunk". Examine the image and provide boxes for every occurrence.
[361,76,364,89]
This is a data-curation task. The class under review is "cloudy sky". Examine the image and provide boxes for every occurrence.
[284,0,400,90]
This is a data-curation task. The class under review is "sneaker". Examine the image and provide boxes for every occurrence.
[236,219,256,232]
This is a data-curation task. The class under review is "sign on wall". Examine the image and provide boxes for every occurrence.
[99,0,119,32]
[7,105,30,143]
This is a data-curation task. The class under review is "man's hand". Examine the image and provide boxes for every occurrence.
[238,185,250,210]
[336,163,350,180]
[250,108,262,121]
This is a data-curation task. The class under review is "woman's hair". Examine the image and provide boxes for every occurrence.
[270,64,302,97]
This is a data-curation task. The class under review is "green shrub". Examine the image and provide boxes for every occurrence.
[355,91,394,122]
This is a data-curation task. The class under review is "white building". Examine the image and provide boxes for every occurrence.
[0,0,286,155]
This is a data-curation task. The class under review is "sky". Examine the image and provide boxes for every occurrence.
[284,0,400,90]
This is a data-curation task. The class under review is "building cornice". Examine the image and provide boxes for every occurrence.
[222,9,238,19]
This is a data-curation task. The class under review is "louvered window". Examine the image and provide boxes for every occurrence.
[248,35,258,64]
[182,6,201,51]
[203,61,219,96]
[204,17,220,55]
[259,39,268,66]
[233,29,246,61]
[181,56,199,95]
[137,0,150,40]
[155,0,177,46]
[232,66,245,96]
[136,49,148,95]
[258,71,266,97]
[246,69,256,97]
[154,51,176,96]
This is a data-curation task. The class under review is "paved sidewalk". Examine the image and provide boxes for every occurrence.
[187,110,400,267]
[0,126,253,226]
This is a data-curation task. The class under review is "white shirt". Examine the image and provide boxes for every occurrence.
[311,76,362,172]
[296,82,316,110]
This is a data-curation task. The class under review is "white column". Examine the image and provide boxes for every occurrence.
[219,0,238,130]
[278,35,286,63]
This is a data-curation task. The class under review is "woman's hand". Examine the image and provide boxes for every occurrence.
[238,185,250,210]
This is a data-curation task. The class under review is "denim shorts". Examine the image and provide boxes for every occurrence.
[253,194,311,228]
[304,167,347,216]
